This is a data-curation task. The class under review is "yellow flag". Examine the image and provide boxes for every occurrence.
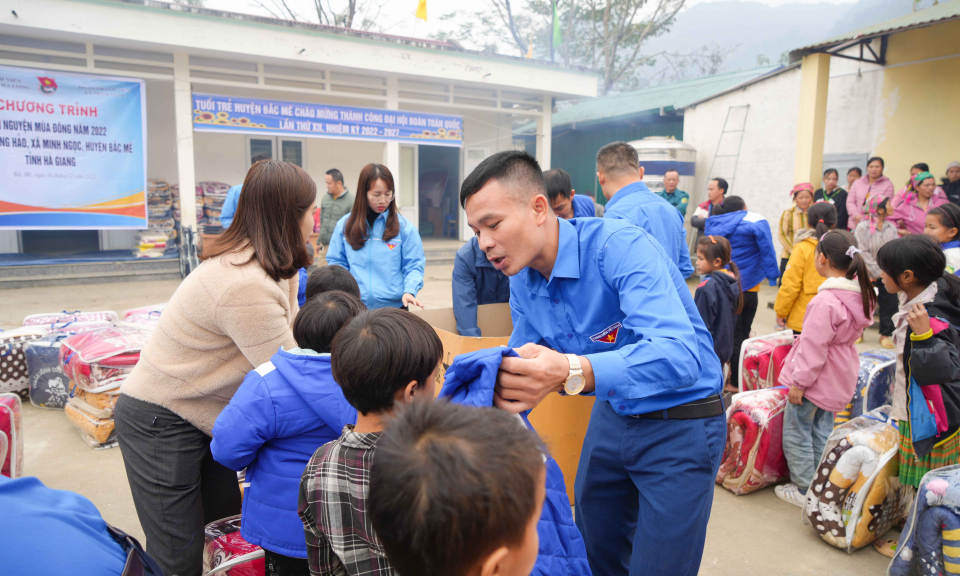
[416,0,427,21]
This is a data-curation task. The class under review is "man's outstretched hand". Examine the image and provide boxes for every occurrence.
[495,343,588,413]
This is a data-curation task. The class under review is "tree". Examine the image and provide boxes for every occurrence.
[252,0,385,31]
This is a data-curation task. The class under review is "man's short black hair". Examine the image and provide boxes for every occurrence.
[369,401,545,576]
[251,153,272,163]
[596,141,639,177]
[331,308,442,415]
[306,265,360,302]
[543,168,573,202]
[716,195,745,214]
[712,177,729,195]
[459,150,545,208]
[664,169,680,177]
[293,291,366,353]
[325,168,344,184]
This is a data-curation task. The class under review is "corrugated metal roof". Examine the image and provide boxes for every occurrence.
[791,0,960,56]
[517,66,778,132]
[679,62,799,110]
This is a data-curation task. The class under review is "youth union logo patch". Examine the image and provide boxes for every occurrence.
[386,242,398,251]
[37,76,58,94]
[590,322,622,344]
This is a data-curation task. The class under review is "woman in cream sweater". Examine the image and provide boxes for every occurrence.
[114,160,316,576]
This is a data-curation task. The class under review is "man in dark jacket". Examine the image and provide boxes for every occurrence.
[452,236,510,336]
[316,168,354,266]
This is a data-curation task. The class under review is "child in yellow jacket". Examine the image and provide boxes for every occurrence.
[775,202,837,332]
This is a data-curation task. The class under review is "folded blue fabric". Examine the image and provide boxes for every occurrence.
[440,347,592,576]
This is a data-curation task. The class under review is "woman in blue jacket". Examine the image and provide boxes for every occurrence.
[327,164,426,309]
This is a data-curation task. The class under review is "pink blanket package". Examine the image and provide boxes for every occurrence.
[203,515,264,576]
[0,393,23,478]
[59,326,151,393]
[716,388,790,495]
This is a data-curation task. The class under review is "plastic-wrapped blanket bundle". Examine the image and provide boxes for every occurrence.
[738,330,794,392]
[133,232,170,259]
[0,393,23,478]
[22,310,119,326]
[716,387,790,495]
[1,327,48,397]
[25,335,72,409]
[121,304,166,328]
[59,326,149,448]
[202,515,264,576]
[835,350,896,427]
[888,465,960,576]
[804,407,913,553]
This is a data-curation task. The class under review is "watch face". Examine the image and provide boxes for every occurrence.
[565,374,586,394]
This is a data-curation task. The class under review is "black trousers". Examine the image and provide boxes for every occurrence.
[729,291,759,388]
[778,257,789,287]
[264,550,311,576]
[875,278,897,336]
[115,394,241,576]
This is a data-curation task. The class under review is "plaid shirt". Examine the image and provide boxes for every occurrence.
[298,426,396,576]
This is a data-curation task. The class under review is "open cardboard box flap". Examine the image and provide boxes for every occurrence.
[412,303,593,503]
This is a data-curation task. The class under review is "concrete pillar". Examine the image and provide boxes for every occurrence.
[173,53,197,232]
[793,53,831,185]
[536,96,552,170]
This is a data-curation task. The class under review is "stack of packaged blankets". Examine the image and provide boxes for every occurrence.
[60,325,152,449]
[133,232,172,259]
[198,181,230,235]
[146,180,178,253]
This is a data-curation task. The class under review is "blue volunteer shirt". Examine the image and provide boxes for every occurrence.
[571,194,596,218]
[219,184,242,229]
[603,181,694,278]
[507,217,722,415]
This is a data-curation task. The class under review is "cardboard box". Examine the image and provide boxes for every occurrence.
[412,303,594,503]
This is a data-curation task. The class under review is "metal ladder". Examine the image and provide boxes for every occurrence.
[707,104,750,191]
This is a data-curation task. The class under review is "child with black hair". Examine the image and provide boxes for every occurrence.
[305,264,362,302]
[775,202,837,334]
[925,203,960,275]
[211,291,367,575]
[368,401,546,576]
[298,308,443,576]
[854,198,899,348]
[774,230,877,507]
[877,235,960,489]
[695,235,743,391]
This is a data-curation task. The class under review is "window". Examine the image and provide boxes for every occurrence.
[246,137,305,168]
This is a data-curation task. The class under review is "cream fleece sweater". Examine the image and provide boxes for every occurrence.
[121,246,299,435]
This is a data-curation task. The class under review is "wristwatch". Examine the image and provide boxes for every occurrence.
[563,354,586,395]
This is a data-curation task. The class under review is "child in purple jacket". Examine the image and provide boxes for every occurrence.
[774,231,877,507]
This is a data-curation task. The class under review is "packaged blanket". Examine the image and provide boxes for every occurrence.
[64,398,116,449]
[121,304,166,328]
[0,327,48,396]
[835,350,896,428]
[60,326,149,393]
[73,389,119,412]
[738,330,794,392]
[203,515,264,576]
[888,464,960,576]
[0,393,23,478]
[25,336,71,409]
[803,407,913,552]
[22,311,118,326]
[716,387,790,495]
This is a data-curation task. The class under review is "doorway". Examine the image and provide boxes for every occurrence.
[417,145,461,240]
[20,230,100,255]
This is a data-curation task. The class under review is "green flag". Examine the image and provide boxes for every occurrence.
[552,1,562,48]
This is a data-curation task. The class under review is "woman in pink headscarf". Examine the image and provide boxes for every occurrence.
[846,157,895,230]
[777,183,814,283]
[891,171,948,236]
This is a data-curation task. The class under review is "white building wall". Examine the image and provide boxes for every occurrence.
[823,57,885,158]
[683,67,801,254]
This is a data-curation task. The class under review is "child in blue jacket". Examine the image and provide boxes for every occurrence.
[694,235,744,386]
[211,291,365,573]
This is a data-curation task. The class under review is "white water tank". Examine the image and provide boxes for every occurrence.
[627,136,697,196]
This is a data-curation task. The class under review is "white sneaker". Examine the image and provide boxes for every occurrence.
[774,483,807,508]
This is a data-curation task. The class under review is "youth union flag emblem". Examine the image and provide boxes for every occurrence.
[37,77,58,94]
[590,322,622,344]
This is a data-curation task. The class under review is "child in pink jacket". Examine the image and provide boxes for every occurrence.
[773,230,877,507]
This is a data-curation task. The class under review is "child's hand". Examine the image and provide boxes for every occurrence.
[897,228,910,237]
[788,387,804,405]
[907,303,931,335]
[776,317,786,329]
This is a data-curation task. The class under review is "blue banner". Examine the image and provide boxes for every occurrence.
[0,65,147,229]
[192,93,463,147]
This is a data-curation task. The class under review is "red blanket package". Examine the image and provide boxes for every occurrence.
[0,393,23,478]
[738,330,794,392]
[120,304,166,328]
[716,387,790,495]
[60,326,150,393]
[203,515,264,576]
[22,311,118,326]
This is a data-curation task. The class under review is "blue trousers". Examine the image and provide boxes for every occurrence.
[781,397,834,490]
[574,399,726,576]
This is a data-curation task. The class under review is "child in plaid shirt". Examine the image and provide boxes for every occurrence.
[297,308,442,576]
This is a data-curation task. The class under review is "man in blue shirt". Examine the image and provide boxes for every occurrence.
[461,150,725,576]
[599,142,694,279]
[452,236,511,336]
[544,168,597,219]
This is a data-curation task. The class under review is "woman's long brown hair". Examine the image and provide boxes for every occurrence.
[203,160,316,281]
[344,164,400,251]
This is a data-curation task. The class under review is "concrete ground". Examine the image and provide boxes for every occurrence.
[6,275,893,575]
